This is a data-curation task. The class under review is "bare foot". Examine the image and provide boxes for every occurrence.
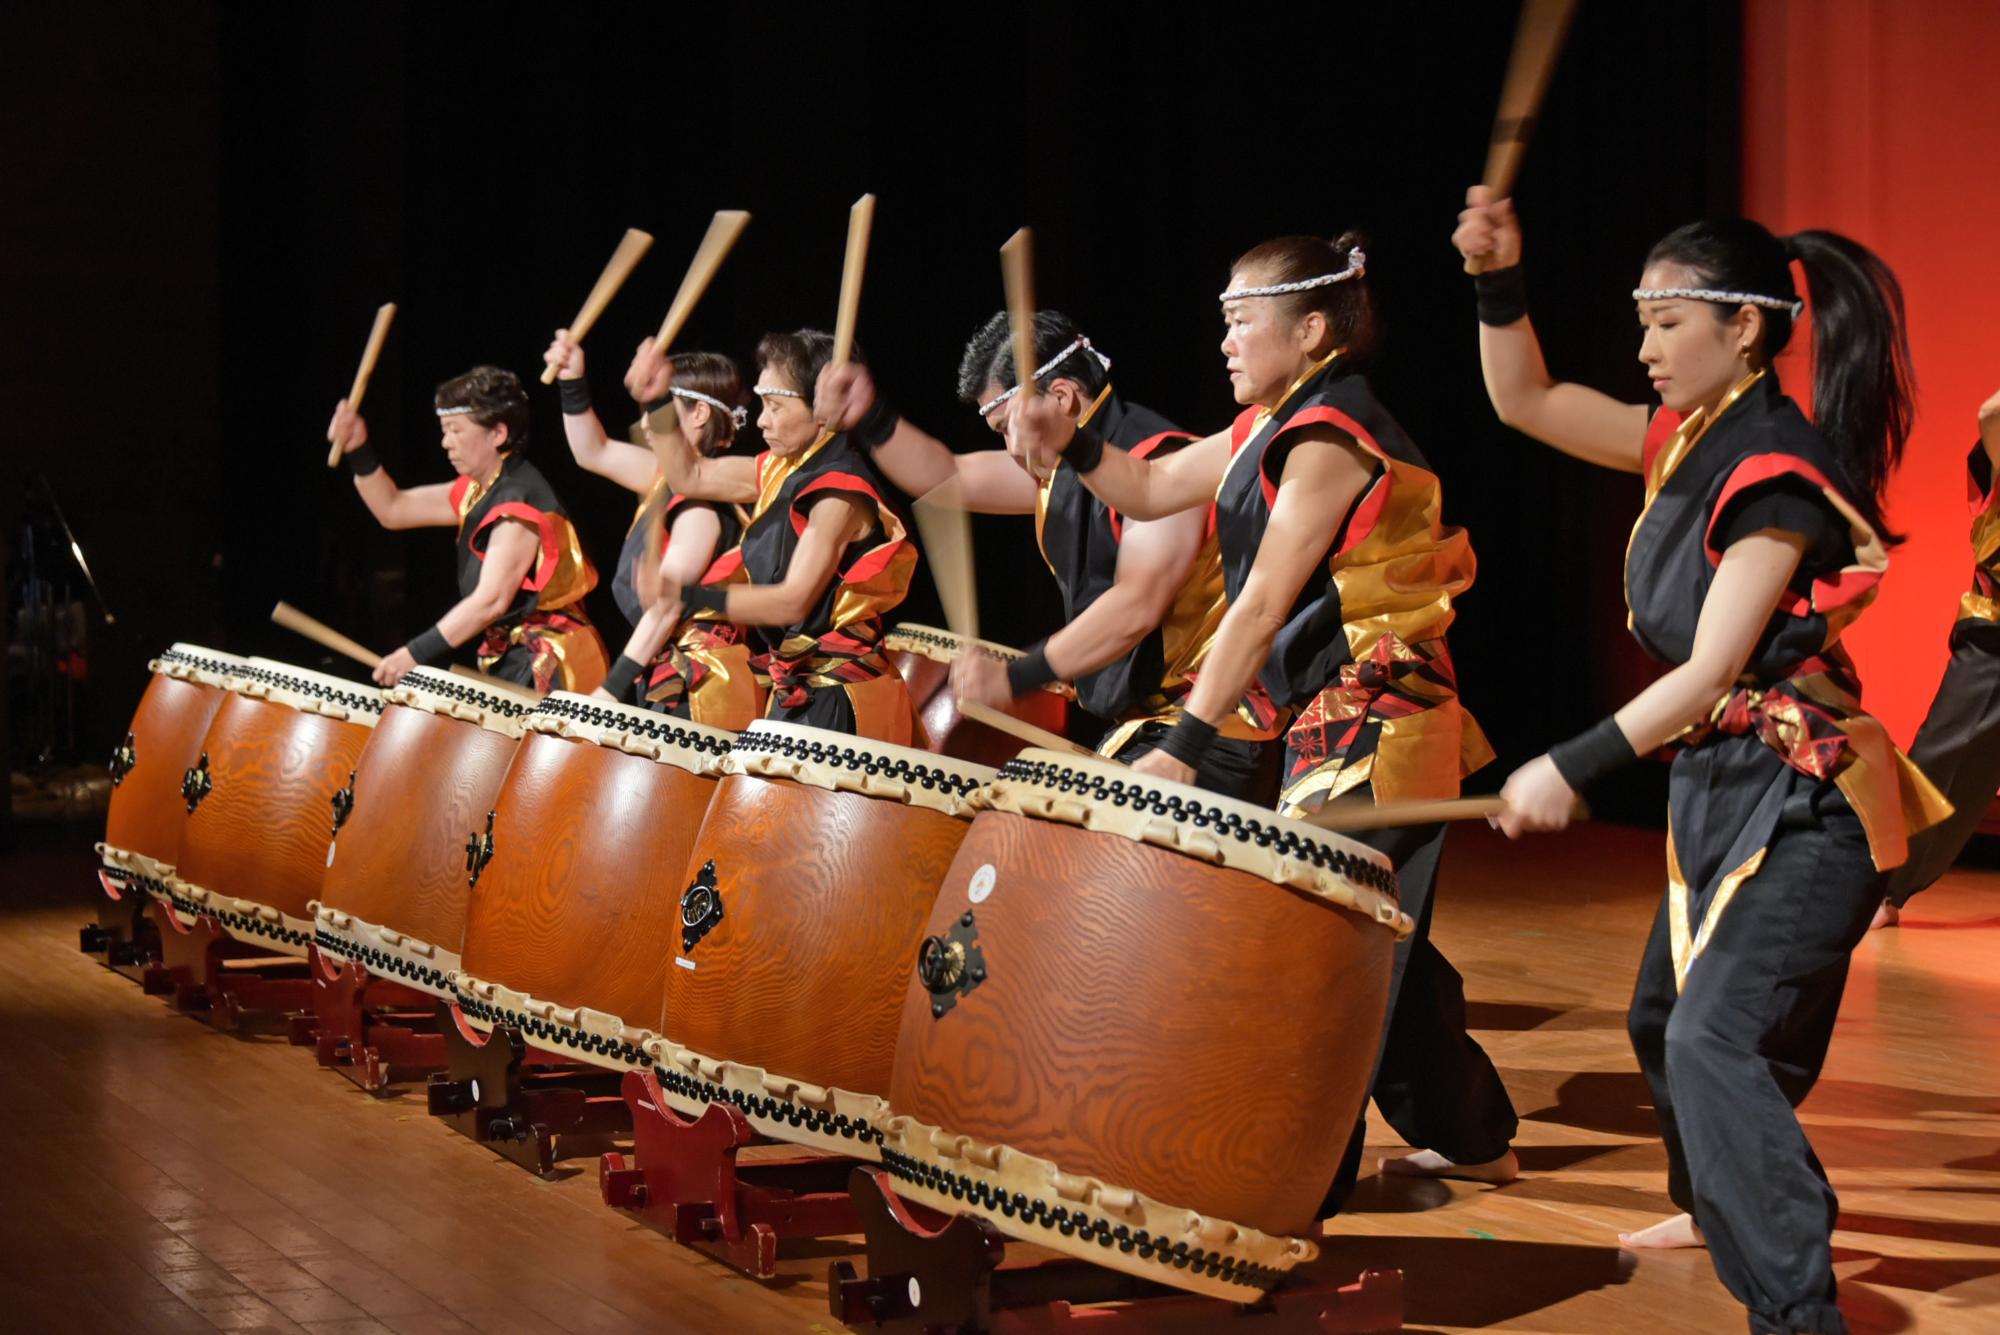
[1378,1147,1519,1185]
[1869,899,1899,930]
[1618,1211,1705,1249]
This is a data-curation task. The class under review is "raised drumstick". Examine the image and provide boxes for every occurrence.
[271,601,381,668]
[961,701,1096,758]
[829,193,877,367]
[1305,794,1587,833]
[539,228,655,384]
[1463,0,1579,273]
[325,303,397,467]
[913,478,980,644]
[655,210,751,354]
[999,229,1039,404]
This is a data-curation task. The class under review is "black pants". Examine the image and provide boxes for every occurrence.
[1628,784,1881,1335]
[766,683,858,733]
[1112,722,1280,805]
[1325,805,1518,1212]
[1889,616,2000,904]
[485,644,538,691]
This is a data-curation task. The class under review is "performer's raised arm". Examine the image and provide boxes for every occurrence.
[326,400,456,528]
[542,330,657,494]
[628,336,760,504]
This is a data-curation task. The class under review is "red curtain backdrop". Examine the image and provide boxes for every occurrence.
[1743,0,2000,746]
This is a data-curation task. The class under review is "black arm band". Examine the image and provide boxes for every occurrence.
[681,584,728,616]
[344,443,382,477]
[1155,713,1219,771]
[848,397,902,450]
[1066,426,1107,474]
[1474,265,1530,327]
[1547,715,1639,792]
[405,624,453,667]
[1004,644,1058,697]
[557,377,592,416]
[600,653,646,700]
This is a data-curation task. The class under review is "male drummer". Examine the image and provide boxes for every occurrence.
[817,312,1282,802]
[327,366,609,693]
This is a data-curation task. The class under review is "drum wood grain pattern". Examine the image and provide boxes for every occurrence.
[319,707,519,955]
[891,649,1071,770]
[888,809,1393,1238]
[174,696,373,923]
[103,674,226,867]
[457,732,716,1028]
[660,771,971,1097]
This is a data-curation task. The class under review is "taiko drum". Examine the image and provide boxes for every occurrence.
[885,623,1070,769]
[881,749,1410,1301]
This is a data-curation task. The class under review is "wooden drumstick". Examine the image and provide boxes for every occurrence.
[271,601,381,669]
[999,228,1039,404]
[325,303,397,467]
[829,193,877,367]
[655,210,751,354]
[1306,793,1587,833]
[961,701,1096,758]
[539,227,655,384]
[913,478,979,644]
[1463,0,1579,272]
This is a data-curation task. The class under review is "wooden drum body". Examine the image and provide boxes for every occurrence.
[881,750,1410,1301]
[885,624,1069,769]
[166,658,383,954]
[451,693,732,1071]
[97,643,248,899]
[651,720,994,1156]
[313,669,539,999]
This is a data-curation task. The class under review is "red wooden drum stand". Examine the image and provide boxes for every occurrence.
[309,668,537,1090]
[885,624,1071,768]
[428,693,733,1175]
[88,644,248,981]
[881,750,1412,1305]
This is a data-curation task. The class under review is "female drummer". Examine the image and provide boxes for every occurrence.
[986,231,1519,1207]
[625,328,916,742]
[820,310,1282,801]
[541,331,762,728]
[327,366,608,694]
[1454,187,1948,1334]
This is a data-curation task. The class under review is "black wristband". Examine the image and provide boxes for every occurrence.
[1066,425,1107,474]
[1155,713,1219,771]
[406,624,452,667]
[681,583,728,616]
[344,443,382,477]
[557,376,592,416]
[848,397,902,450]
[1547,715,1638,792]
[1474,265,1530,327]
[600,653,645,700]
[1004,644,1058,697]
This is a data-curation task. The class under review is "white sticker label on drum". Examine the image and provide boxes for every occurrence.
[908,1278,923,1307]
[675,956,697,971]
[967,864,996,904]
[325,841,337,868]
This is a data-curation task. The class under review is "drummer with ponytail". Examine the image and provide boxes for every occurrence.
[1455,187,1949,1335]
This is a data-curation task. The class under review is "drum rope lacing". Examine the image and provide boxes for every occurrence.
[316,929,454,995]
[452,987,654,1068]
[398,668,536,718]
[884,625,1024,662]
[732,727,983,800]
[161,882,314,951]
[992,757,1400,899]
[155,647,242,677]
[648,1056,886,1149]
[532,694,732,757]
[877,1146,1288,1289]
[229,663,385,717]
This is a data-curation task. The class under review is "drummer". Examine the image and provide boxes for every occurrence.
[995,232,1519,1205]
[327,366,609,694]
[624,329,917,741]
[820,311,1283,802]
[541,331,763,729]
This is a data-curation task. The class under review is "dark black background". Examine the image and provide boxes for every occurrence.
[2,2,1742,818]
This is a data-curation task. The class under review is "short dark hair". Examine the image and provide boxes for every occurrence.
[955,310,1109,404]
[754,328,861,398]
[1228,230,1378,362]
[434,365,532,452]
[669,350,748,455]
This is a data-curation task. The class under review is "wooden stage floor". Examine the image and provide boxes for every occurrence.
[3,819,1996,1334]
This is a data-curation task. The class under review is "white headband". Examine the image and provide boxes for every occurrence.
[1633,286,1805,319]
[754,384,803,400]
[977,336,1115,418]
[436,405,477,417]
[1218,248,1367,301]
[672,385,749,429]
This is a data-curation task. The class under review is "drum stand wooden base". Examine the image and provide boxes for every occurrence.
[598,1069,863,1279]
[830,1170,1403,1335]
[79,872,161,984]
[139,902,318,1031]
[304,953,448,1093]
[426,1008,628,1177]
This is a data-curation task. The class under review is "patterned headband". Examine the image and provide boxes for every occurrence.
[1219,248,1367,301]
[977,336,1115,418]
[435,405,478,417]
[1633,286,1805,319]
[672,385,749,430]
[753,384,804,400]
